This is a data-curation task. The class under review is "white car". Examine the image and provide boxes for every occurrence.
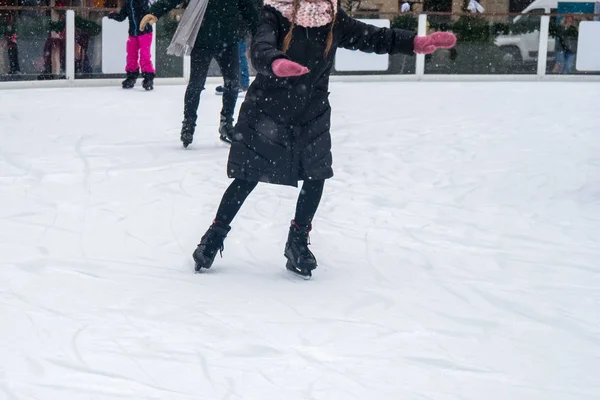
[494,0,558,64]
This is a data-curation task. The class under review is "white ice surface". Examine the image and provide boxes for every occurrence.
[1,82,599,400]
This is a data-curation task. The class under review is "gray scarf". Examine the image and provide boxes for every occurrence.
[166,0,210,57]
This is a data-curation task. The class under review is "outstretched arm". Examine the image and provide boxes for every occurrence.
[336,9,416,55]
[336,9,456,55]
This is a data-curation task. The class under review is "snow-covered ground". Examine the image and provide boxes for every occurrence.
[1,82,599,400]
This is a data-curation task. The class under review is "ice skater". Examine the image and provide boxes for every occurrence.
[140,0,259,145]
[108,0,156,90]
[192,0,456,279]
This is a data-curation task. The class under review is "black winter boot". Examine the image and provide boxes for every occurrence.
[219,115,234,144]
[142,72,155,91]
[193,221,231,272]
[180,117,196,148]
[122,70,139,89]
[284,220,317,279]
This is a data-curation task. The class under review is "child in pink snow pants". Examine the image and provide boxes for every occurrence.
[109,0,155,90]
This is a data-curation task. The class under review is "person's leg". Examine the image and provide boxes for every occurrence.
[215,179,259,226]
[138,33,155,90]
[138,33,155,74]
[181,47,213,147]
[214,42,240,126]
[238,40,250,88]
[565,52,575,74]
[193,179,258,271]
[554,51,566,74]
[122,36,140,88]
[125,35,140,73]
[293,179,325,228]
[183,47,213,121]
[42,37,52,73]
[285,179,325,278]
[7,34,20,74]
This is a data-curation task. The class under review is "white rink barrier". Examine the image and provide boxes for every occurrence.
[1,13,599,90]
[2,74,600,91]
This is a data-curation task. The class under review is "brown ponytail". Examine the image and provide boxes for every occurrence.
[324,0,335,57]
[281,0,300,54]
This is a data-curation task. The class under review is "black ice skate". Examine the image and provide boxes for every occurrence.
[142,72,155,91]
[284,220,317,279]
[193,221,231,272]
[122,70,139,89]
[218,116,234,144]
[180,118,196,148]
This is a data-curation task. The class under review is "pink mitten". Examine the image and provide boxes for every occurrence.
[414,32,457,55]
[272,59,310,77]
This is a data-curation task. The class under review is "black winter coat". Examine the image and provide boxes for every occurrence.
[110,0,153,37]
[149,0,259,48]
[227,6,416,187]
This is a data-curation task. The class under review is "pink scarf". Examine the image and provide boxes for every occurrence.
[264,0,337,28]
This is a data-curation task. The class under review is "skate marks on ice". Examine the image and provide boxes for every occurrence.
[1,83,600,400]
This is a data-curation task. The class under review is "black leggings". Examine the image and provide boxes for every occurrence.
[215,179,325,227]
[184,44,240,122]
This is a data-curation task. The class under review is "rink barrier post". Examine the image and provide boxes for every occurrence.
[415,14,427,79]
[537,16,550,78]
[183,55,191,82]
[66,10,75,81]
[415,14,427,78]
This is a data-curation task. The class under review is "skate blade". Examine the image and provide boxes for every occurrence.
[194,260,210,273]
[285,261,312,280]
[286,268,312,280]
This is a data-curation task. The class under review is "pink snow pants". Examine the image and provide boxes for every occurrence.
[126,33,155,74]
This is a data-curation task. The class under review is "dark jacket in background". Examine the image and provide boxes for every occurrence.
[239,0,263,40]
[227,6,416,187]
[109,0,153,36]
[149,0,259,48]
[556,26,578,54]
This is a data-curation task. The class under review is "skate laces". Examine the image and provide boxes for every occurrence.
[291,220,312,246]
[199,225,228,258]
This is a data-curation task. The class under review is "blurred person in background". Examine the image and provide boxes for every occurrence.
[0,0,21,75]
[467,0,484,13]
[39,1,100,78]
[109,0,156,90]
[140,0,259,146]
[214,41,250,95]
[553,14,579,74]
[216,0,263,95]
[401,1,410,13]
